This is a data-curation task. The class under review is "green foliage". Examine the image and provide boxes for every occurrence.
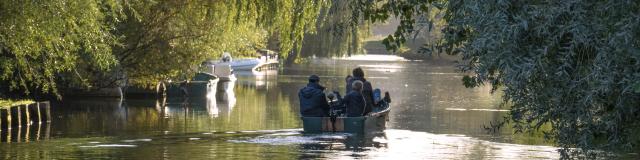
[114,0,255,87]
[115,0,329,87]
[299,0,369,58]
[444,1,640,156]
[1,0,330,94]
[353,0,439,52]
[354,0,640,157]
[0,99,34,109]
[0,0,121,97]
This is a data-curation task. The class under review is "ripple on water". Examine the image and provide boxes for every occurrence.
[338,55,408,61]
[122,139,152,143]
[227,129,559,159]
[229,131,351,145]
[445,108,510,112]
[79,144,137,148]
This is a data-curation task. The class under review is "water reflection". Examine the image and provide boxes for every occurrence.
[227,129,558,159]
[206,94,220,118]
[215,88,236,117]
[235,70,278,89]
[44,75,297,138]
[0,123,51,143]
[4,55,632,159]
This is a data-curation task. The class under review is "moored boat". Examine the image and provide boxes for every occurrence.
[165,73,219,97]
[201,53,236,91]
[230,58,262,71]
[230,49,279,71]
[201,55,236,81]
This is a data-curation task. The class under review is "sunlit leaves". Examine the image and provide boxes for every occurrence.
[0,0,120,97]
[0,0,331,94]
[116,0,329,87]
[354,0,640,157]
[299,0,367,58]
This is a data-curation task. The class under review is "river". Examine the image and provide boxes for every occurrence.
[0,55,567,159]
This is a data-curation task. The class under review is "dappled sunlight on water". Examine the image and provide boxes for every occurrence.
[0,128,559,159]
[338,54,409,61]
[5,54,627,159]
[227,129,559,159]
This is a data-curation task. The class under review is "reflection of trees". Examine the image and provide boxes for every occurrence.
[222,84,299,131]
[47,79,301,138]
[51,98,161,137]
[116,137,299,160]
[281,57,549,145]
[154,82,299,133]
[372,58,516,140]
[235,70,279,90]
[0,121,50,143]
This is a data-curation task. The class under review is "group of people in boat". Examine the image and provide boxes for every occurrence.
[298,67,390,117]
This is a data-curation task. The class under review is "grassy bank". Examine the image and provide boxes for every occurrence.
[0,99,35,109]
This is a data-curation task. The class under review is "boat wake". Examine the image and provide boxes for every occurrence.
[228,130,352,145]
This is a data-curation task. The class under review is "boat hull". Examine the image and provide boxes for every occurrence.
[166,73,219,97]
[301,106,390,133]
[165,79,218,97]
[217,77,236,92]
[230,59,261,70]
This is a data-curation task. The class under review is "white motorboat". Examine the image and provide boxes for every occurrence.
[230,49,279,71]
[201,53,236,81]
[229,58,263,71]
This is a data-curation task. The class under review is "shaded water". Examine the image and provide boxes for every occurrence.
[0,55,573,159]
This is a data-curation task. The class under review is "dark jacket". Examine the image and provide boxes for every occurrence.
[298,82,330,117]
[343,90,366,117]
[346,77,373,114]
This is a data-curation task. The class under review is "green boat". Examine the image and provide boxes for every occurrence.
[301,105,390,133]
[166,73,219,97]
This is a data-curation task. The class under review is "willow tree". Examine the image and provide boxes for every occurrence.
[112,0,252,87]
[1,0,331,96]
[0,0,121,98]
[353,0,640,158]
[299,0,369,59]
[115,0,329,87]
[247,0,330,63]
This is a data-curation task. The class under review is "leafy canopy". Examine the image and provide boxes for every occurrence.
[0,0,120,97]
[0,0,330,95]
[354,0,640,157]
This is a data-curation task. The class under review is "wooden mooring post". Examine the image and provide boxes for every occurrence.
[45,101,51,122]
[0,109,3,132]
[24,104,30,126]
[36,102,42,124]
[1,101,50,130]
[6,108,11,130]
[1,101,51,142]
[16,106,21,128]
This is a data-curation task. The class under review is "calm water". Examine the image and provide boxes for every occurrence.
[1,55,575,159]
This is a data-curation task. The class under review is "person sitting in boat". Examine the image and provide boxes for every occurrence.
[343,80,367,117]
[298,75,330,117]
[346,67,373,115]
